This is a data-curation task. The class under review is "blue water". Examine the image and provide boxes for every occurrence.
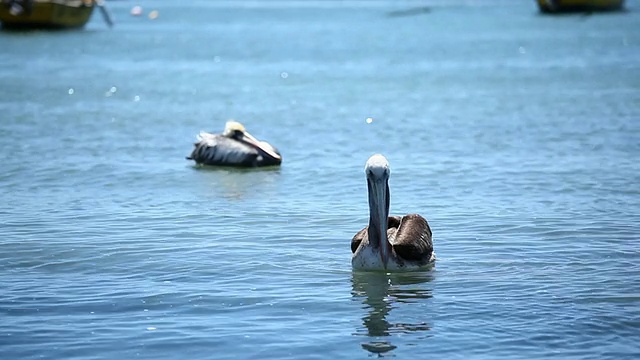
[1,0,640,359]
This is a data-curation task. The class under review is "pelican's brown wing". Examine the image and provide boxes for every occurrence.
[351,227,367,253]
[391,214,433,263]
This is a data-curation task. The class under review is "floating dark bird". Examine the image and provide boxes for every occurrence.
[186,121,282,167]
[386,6,431,18]
[351,154,435,271]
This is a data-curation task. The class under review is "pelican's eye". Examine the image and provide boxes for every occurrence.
[233,130,244,138]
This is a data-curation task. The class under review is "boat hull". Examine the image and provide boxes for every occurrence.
[0,0,95,29]
[536,0,625,13]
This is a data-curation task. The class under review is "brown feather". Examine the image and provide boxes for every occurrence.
[391,214,433,263]
[351,228,367,253]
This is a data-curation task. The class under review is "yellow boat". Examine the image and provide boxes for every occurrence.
[0,0,111,29]
[536,0,625,13]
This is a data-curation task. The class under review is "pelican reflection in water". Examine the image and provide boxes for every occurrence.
[352,154,435,271]
[351,271,434,355]
[186,121,282,167]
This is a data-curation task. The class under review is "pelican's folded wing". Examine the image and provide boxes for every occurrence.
[351,227,368,253]
[188,133,258,166]
[391,214,433,263]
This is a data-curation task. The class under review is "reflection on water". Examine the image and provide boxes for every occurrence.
[351,271,434,356]
[191,165,281,200]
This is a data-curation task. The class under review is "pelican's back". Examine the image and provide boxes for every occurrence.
[351,214,435,268]
[187,132,259,167]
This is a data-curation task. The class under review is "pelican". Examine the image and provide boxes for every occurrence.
[186,121,282,167]
[351,154,435,271]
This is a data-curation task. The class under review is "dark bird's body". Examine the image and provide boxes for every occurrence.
[186,121,282,167]
[352,214,434,270]
[351,155,435,271]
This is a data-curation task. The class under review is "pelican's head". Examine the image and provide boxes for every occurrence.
[222,120,282,163]
[365,154,392,268]
[365,154,390,182]
[222,120,247,138]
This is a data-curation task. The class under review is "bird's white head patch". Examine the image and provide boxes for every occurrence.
[365,154,390,180]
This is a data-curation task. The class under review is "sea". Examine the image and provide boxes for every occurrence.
[1,0,639,359]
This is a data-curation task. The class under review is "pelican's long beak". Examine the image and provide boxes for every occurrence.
[240,131,281,161]
[368,177,391,268]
